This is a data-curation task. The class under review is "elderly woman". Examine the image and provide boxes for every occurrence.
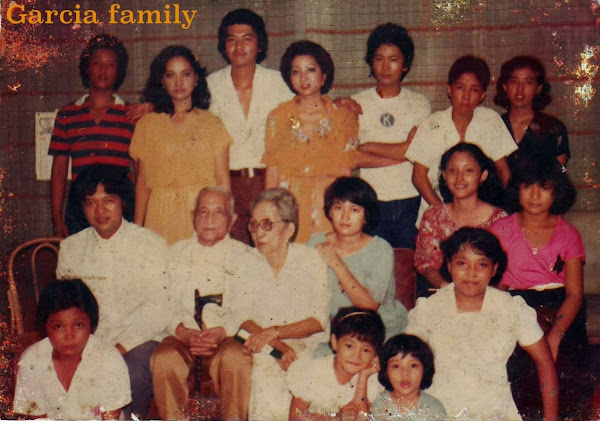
[308,177,407,346]
[263,40,359,243]
[222,188,330,421]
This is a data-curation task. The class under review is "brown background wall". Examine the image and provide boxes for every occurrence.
[1,0,599,263]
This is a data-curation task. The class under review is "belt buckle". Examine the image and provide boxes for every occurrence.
[248,167,254,178]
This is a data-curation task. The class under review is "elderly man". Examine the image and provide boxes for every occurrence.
[151,186,260,420]
[56,164,170,420]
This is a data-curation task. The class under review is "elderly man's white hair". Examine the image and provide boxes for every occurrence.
[194,186,235,216]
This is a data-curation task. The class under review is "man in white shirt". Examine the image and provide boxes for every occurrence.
[207,9,293,244]
[354,23,431,249]
[56,165,170,420]
[151,186,261,420]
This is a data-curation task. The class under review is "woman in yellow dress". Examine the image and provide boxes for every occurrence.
[263,41,359,243]
[130,46,231,244]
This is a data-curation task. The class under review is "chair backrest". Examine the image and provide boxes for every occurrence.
[7,237,61,337]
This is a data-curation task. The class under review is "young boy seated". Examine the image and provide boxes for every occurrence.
[405,55,517,219]
[287,307,385,420]
[13,279,131,420]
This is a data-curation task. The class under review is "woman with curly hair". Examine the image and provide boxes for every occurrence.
[263,40,359,243]
[130,46,232,244]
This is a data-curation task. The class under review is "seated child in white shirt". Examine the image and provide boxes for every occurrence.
[371,334,446,420]
[287,307,385,420]
[13,279,131,420]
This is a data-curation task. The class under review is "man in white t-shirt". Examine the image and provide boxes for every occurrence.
[354,23,431,249]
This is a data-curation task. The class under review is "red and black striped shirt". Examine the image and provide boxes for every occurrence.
[48,99,135,180]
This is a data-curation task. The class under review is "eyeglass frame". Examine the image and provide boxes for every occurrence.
[247,218,290,233]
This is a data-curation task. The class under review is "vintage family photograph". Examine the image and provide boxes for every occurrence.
[1,0,599,419]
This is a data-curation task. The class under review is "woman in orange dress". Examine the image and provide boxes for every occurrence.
[263,40,358,243]
[130,46,231,244]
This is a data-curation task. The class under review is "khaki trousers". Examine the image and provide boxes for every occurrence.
[151,336,252,421]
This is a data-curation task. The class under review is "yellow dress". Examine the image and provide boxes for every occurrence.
[262,96,358,243]
[130,109,232,244]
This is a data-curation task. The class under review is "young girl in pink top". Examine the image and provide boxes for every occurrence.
[490,156,584,418]
[490,156,584,358]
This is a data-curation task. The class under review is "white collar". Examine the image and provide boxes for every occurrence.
[75,93,125,106]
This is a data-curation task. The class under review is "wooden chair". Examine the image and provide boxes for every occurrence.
[7,237,61,341]
[2,237,61,417]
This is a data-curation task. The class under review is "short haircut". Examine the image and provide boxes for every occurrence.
[438,143,503,207]
[365,23,414,81]
[448,55,491,91]
[280,40,335,95]
[494,55,552,111]
[378,334,435,390]
[440,227,507,286]
[195,186,236,217]
[36,279,99,335]
[324,177,380,233]
[504,155,576,215]
[142,45,210,114]
[331,306,385,352]
[79,33,128,91]
[251,188,299,242]
[217,8,268,64]
[70,164,134,223]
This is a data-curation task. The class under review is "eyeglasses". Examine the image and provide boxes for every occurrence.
[248,219,288,233]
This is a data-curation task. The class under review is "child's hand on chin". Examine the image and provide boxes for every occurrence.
[360,356,380,378]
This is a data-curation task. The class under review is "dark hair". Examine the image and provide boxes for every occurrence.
[217,9,268,64]
[80,33,128,91]
[448,55,491,91]
[504,155,576,215]
[494,56,552,111]
[142,45,210,114]
[365,23,414,81]
[440,227,507,286]
[280,40,334,95]
[36,279,99,335]
[378,334,435,390]
[331,307,385,352]
[438,143,503,207]
[70,165,134,223]
[324,177,380,233]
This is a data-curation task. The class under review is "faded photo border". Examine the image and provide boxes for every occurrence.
[1,0,599,418]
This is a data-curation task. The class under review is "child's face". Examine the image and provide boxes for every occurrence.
[332,334,377,378]
[447,72,486,117]
[46,307,91,359]
[448,244,498,300]
[443,151,487,200]
[372,44,407,87]
[519,182,554,216]
[387,353,423,401]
